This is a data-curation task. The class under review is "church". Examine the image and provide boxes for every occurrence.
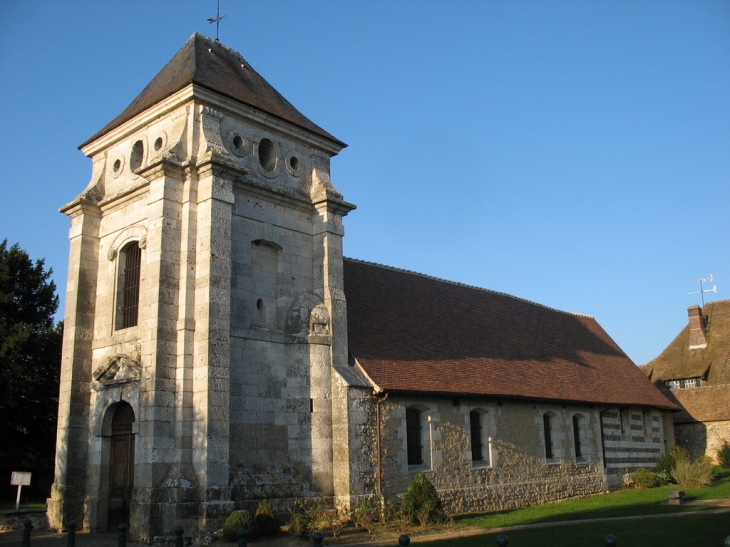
[48,34,678,541]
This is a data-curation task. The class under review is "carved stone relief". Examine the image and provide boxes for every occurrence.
[93,353,141,387]
[285,294,331,345]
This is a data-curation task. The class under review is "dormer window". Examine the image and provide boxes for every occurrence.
[683,378,699,389]
[666,378,701,390]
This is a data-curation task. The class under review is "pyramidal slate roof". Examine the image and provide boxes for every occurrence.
[343,258,678,410]
[81,33,344,148]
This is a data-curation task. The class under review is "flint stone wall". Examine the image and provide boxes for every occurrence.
[0,509,47,532]
[343,394,607,514]
[341,391,675,513]
[675,420,730,463]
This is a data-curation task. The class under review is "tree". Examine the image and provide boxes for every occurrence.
[0,240,62,487]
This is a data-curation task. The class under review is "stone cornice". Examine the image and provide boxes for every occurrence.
[135,156,189,182]
[193,86,345,156]
[313,196,357,217]
[196,153,250,182]
[97,180,150,212]
[80,84,344,158]
[59,197,102,218]
[80,86,196,157]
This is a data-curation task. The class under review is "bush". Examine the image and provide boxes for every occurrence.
[717,439,730,469]
[351,498,381,534]
[628,467,659,488]
[254,499,280,537]
[288,513,311,538]
[671,452,715,488]
[401,473,445,526]
[222,510,253,542]
[656,445,688,481]
[656,469,673,486]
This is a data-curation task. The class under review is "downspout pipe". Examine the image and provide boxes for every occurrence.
[375,392,390,497]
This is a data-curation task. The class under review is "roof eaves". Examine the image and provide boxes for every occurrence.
[368,387,679,410]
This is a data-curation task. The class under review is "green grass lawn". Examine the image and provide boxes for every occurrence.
[424,513,729,547]
[458,467,730,530]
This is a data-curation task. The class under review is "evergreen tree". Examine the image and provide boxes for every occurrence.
[0,240,62,487]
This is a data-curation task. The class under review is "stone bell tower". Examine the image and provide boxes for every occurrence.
[48,33,355,541]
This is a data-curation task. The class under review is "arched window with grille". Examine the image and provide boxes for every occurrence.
[543,413,554,460]
[572,415,582,458]
[116,242,142,330]
[406,407,423,466]
[470,410,484,462]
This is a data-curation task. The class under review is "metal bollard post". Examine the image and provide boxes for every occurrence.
[496,534,509,546]
[66,521,77,547]
[398,535,410,546]
[174,526,184,547]
[118,523,128,547]
[312,531,324,547]
[21,519,33,547]
[237,528,248,547]
[603,535,617,547]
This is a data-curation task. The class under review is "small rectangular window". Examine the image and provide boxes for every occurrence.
[683,378,698,389]
[470,411,483,462]
[543,414,553,459]
[406,408,423,465]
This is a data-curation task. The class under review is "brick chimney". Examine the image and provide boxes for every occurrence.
[687,305,708,350]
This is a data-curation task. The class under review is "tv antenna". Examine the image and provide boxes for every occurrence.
[207,0,226,42]
[688,274,717,307]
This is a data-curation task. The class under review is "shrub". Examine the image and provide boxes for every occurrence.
[222,510,253,543]
[351,498,380,534]
[254,499,280,537]
[379,498,401,527]
[671,453,715,488]
[401,473,445,526]
[288,513,311,538]
[717,439,730,469]
[628,467,659,488]
[656,445,688,481]
[656,469,673,486]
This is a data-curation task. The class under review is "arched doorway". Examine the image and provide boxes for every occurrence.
[107,402,135,531]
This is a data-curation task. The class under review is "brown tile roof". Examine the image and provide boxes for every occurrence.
[641,299,730,386]
[343,259,678,410]
[81,33,344,149]
[661,386,730,423]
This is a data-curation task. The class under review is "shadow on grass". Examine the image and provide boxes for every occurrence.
[426,513,729,547]
[458,467,730,529]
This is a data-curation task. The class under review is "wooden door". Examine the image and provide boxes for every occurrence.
[108,403,135,531]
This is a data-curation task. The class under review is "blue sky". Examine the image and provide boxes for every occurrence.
[0,1,728,365]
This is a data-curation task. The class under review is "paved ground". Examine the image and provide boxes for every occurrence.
[0,504,728,546]
[0,530,147,546]
[0,530,301,547]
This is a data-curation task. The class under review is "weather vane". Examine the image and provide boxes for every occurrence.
[688,274,717,307]
[207,0,227,42]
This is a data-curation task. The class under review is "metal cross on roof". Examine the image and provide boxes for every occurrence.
[207,0,227,42]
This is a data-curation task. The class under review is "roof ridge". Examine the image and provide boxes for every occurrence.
[193,32,247,63]
[344,257,593,318]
